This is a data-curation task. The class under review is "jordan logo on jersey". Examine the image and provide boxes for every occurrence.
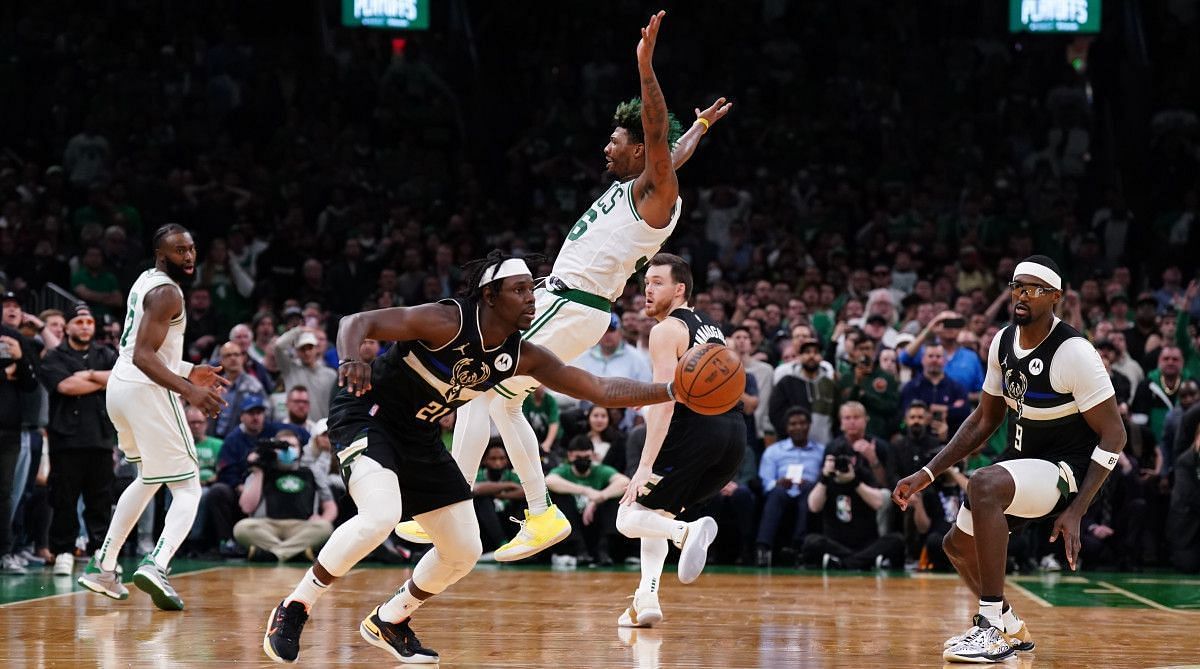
[445,357,491,402]
[1004,367,1029,418]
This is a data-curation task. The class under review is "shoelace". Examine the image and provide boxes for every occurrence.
[278,604,308,642]
[397,620,427,651]
[951,626,985,648]
[507,515,531,537]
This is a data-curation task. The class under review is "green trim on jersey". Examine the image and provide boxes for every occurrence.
[141,471,197,484]
[165,391,198,463]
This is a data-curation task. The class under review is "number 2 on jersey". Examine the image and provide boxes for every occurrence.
[1014,423,1023,451]
[415,401,451,422]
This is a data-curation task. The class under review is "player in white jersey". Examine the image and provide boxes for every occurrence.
[394,10,732,560]
[78,224,228,610]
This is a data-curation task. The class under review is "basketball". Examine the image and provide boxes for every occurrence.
[673,342,745,415]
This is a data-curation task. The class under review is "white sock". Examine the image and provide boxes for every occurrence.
[150,478,201,570]
[639,538,668,594]
[617,503,686,545]
[1001,605,1021,632]
[284,568,330,611]
[98,477,160,571]
[490,398,549,515]
[979,598,1004,631]
[379,580,425,623]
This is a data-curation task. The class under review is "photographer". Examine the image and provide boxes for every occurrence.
[800,443,904,570]
[233,430,336,562]
[910,466,969,571]
[0,292,38,574]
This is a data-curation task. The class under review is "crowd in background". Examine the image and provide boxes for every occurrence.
[0,1,1198,574]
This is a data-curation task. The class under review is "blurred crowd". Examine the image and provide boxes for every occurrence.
[0,0,1198,575]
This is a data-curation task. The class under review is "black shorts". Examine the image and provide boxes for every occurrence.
[328,391,471,519]
[637,411,746,516]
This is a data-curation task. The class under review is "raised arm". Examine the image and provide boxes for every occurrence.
[670,97,732,170]
[335,303,458,395]
[516,341,671,408]
[630,10,679,229]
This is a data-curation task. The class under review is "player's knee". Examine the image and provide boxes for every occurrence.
[615,505,637,537]
[442,532,483,569]
[942,530,962,560]
[359,504,405,538]
[966,465,1010,504]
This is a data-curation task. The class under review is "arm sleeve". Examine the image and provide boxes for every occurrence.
[1051,338,1116,412]
[982,330,1005,397]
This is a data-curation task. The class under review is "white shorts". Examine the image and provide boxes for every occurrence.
[107,378,198,484]
[954,458,1078,535]
[489,286,612,402]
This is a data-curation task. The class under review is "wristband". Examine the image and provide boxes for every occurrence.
[921,466,935,482]
[1091,446,1118,470]
[665,381,676,402]
[694,117,710,133]
[338,359,361,367]
[820,474,835,486]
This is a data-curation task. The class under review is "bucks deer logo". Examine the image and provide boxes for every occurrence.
[1004,368,1029,418]
[445,358,491,402]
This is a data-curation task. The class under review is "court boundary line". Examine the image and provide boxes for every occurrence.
[1095,580,1193,614]
[0,565,229,609]
[1005,578,1053,608]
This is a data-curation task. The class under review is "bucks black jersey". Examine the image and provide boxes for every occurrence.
[329,297,523,445]
[667,307,742,420]
[996,321,1100,473]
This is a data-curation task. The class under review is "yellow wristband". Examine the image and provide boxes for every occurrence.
[694,117,710,133]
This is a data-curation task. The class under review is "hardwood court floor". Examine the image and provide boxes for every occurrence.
[0,562,1197,668]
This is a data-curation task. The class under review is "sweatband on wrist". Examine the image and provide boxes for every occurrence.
[921,466,935,482]
[695,118,710,133]
[665,381,676,402]
[1091,446,1119,470]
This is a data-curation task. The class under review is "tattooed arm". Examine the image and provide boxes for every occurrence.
[631,10,679,230]
[517,341,672,407]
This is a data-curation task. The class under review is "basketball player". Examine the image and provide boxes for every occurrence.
[78,224,229,610]
[893,255,1126,663]
[615,253,746,628]
[264,252,683,664]
[396,9,733,563]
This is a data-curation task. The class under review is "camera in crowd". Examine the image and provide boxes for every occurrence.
[253,437,298,471]
[835,453,854,474]
[0,341,13,365]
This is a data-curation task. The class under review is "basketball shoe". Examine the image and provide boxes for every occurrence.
[494,505,571,562]
[359,606,439,664]
[132,557,184,611]
[77,557,129,600]
[676,517,718,584]
[943,615,1015,663]
[617,589,663,628]
[263,600,309,663]
[944,618,1035,652]
[394,521,432,544]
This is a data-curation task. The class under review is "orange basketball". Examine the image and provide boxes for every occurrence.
[673,342,746,415]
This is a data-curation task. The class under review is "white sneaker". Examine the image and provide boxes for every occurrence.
[53,553,74,576]
[676,517,718,584]
[0,554,27,575]
[617,589,663,628]
[943,615,1015,663]
[1039,555,1062,572]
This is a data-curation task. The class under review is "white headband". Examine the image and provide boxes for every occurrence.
[1012,261,1062,290]
[479,258,532,287]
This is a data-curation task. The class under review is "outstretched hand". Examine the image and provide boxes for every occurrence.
[891,470,932,511]
[1049,508,1083,570]
[695,97,733,129]
[637,10,666,64]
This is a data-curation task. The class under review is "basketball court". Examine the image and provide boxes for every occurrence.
[1,560,1196,667]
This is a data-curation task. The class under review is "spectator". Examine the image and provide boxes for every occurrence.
[272,327,336,421]
[1167,431,1200,572]
[0,298,38,574]
[899,344,971,433]
[233,430,336,562]
[801,442,904,570]
[826,401,894,489]
[567,405,627,475]
[281,385,316,434]
[473,442,526,559]
[755,408,826,567]
[770,340,839,444]
[1131,346,1188,443]
[1161,380,1199,481]
[183,287,221,363]
[837,336,899,438]
[70,245,123,319]
[36,303,117,575]
[890,401,947,485]
[910,466,968,571]
[185,405,224,550]
[1108,330,1145,390]
[248,312,277,370]
[901,311,985,400]
[731,325,774,445]
[1097,339,1133,405]
[569,313,651,410]
[220,324,274,391]
[523,385,561,456]
[209,341,267,438]
[546,440,629,567]
[1080,452,1147,571]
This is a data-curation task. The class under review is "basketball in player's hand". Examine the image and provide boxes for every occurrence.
[673,343,745,415]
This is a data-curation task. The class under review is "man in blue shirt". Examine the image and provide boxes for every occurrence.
[900,344,971,433]
[899,311,985,400]
[754,407,827,566]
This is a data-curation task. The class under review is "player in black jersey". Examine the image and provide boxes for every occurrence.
[615,253,746,628]
[894,255,1126,664]
[264,251,680,665]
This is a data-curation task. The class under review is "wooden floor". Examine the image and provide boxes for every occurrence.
[0,564,1197,668]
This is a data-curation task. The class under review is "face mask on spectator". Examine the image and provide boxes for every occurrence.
[572,457,592,473]
[486,467,505,481]
[278,445,300,466]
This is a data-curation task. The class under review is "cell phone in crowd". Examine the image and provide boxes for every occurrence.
[942,318,966,329]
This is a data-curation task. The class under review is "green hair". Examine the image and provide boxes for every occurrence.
[612,98,683,150]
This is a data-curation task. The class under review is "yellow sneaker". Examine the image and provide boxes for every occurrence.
[494,505,571,562]
[393,520,432,544]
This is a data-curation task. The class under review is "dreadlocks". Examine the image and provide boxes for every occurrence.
[460,250,548,301]
[612,98,684,150]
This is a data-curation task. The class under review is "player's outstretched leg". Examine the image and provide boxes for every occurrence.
[132,477,200,611]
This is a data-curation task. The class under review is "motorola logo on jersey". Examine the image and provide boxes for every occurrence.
[494,353,513,372]
[1029,358,1044,375]
[1004,367,1029,418]
[445,357,491,402]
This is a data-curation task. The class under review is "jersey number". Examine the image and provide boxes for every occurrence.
[566,185,625,241]
[119,292,138,347]
[415,401,451,423]
[1014,424,1023,451]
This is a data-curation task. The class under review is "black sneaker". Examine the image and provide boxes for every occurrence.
[263,600,309,663]
[359,606,439,664]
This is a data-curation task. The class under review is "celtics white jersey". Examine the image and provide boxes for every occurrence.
[112,268,188,385]
[553,179,681,301]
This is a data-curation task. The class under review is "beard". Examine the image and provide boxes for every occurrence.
[68,334,91,348]
[162,259,193,287]
[801,359,821,373]
[1013,310,1033,325]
